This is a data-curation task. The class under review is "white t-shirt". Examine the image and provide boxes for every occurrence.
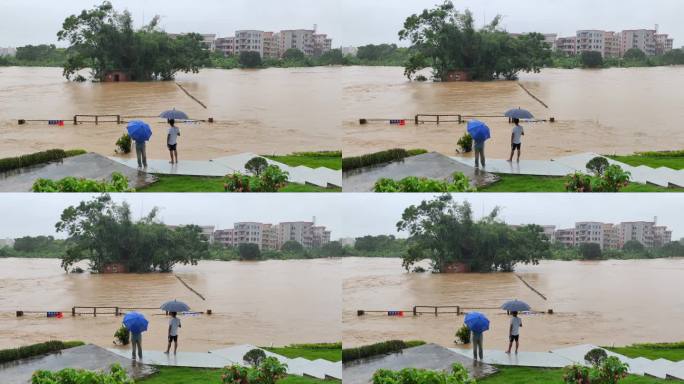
[167,126,180,145]
[169,317,181,336]
[510,316,522,336]
[512,125,524,144]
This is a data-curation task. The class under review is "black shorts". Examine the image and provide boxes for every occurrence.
[511,143,521,151]
[510,335,519,342]
[168,335,178,343]
[168,144,177,151]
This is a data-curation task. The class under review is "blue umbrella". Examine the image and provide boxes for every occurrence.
[122,311,149,334]
[126,120,152,142]
[464,312,490,333]
[160,299,190,313]
[504,108,534,120]
[160,109,189,120]
[501,299,531,312]
[466,120,491,142]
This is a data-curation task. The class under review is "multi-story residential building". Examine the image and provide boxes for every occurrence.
[214,221,331,250]
[214,228,235,246]
[556,36,577,56]
[263,32,280,59]
[235,30,264,57]
[618,221,656,248]
[602,224,619,250]
[213,27,332,58]
[603,31,621,57]
[312,226,331,247]
[575,222,604,248]
[278,221,315,249]
[279,29,315,57]
[655,33,674,55]
[654,226,673,247]
[261,224,278,250]
[555,228,576,247]
[576,30,607,56]
[313,33,333,56]
[553,220,673,250]
[620,29,657,56]
[215,37,236,56]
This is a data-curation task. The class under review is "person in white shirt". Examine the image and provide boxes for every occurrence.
[506,311,523,354]
[167,119,181,165]
[164,311,181,354]
[507,118,525,162]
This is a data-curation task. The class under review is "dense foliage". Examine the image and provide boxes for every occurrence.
[243,349,267,367]
[56,194,209,273]
[547,241,684,261]
[238,243,262,261]
[57,1,208,81]
[221,357,287,384]
[566,164,631,193]
[32,364,133,384]
[245,157,269,176]
[580,243,602,260]
[455,325,471,344]
[0,149,72,173]
[224,165,289,192]
[0,341,84,364]
[581,51,604,68]
[116,134,132,154]
[114,326,130,346]
[374,172,474,192]
[342,149,427,171]
[399,1,551,81]
[342,340,425,363]
[397,194,550,272]
[32,172,133,192]
[373,364,475,384]
[457,133,473,153]
[563,356,629,384]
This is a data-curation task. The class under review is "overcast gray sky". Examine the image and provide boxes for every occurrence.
[1,0,681,48]
[0,194,681,240]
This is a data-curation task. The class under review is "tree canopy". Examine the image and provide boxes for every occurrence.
[57,1,208,81]
[581,51,604,68]
[238,243,262,260]
[398,1,551,81]
[55,194,208,273]
[397,194,550,272]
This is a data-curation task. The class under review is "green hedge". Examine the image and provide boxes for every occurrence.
[342,340,425,363]
[0,149,87,173]
[0,340,84,363]
[343,149,413,171]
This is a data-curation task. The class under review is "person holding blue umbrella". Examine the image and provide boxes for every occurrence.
[464,311,490,361]
[466,120,491,169]
[122,311,149,360]
[126,120,153,169]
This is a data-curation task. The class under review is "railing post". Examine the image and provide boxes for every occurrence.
[436,115,440,124]
[414,115,419,125]
[413,306,417,316]
[435,306,438,316]
[95,116,98,125]
[93,307,96,317]
[457,306,460,316]
[73,116,77,125]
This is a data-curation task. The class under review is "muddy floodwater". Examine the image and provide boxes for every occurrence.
[0,258,341,351]
[343,257,684,351]
[343,66,684,159]
[0,66,341,159]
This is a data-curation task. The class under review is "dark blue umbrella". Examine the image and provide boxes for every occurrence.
[504,108,534,120]
[501,299,531,312]
[466,120,491,142]
[123,311,149,334]
[126,120,152,142]
[160,109,189,120]
[160,299,190,313]
[464,312,490,333]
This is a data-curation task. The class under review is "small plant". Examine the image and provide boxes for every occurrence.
[243,348,267,367]
[455,325,471,344]
[221,357,287,384]
[595,165,631,192]
[245,157,269,176]
[596,356,629,384]
[564,354,629,384]
[372,363,475,384]
[586,157,610,176]
[584,348,608,366]
[374,172,474,192]
[114,326,130,346]
[564,364,591,384]
[32,364,134,384]
[116,134,132,154]
[32,172,133,192]
[224,166,289,193]
[457,133,473,153]
[565,172,594,192]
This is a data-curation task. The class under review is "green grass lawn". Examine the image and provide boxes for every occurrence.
[606,342,684,361]
[263,343,342,362]
[136,366,336,384]
[138,175,339,193]
[479,174,684,192]
[264,152,342,170]
[608,154,684,170]
[479,366,668,384]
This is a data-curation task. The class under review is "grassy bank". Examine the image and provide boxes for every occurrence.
[138,175,340,193]
[137,367,335,384]
[606,342,684,361]
[263,151,342,170]
[608,152,684,171]
[480,174,683,192]
[263,343,342,362]
[479,366,668,383]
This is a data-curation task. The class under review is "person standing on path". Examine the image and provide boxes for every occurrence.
[167,119,181,165]
[164,312,181,354]
[134,138,147,169]
[506,311,523,354]
[130,330,143,360]
[507,118,525,162]
[474,138,486,168]
[472,330,484,361]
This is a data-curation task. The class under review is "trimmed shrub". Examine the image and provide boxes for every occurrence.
[243,348,267,367]
[342,340,410,363]
[116,134,132,154]
[224,165,289,193]
[586,157,609,176]
[245,157,269,176]
[0,341,84,364]
[65,149,87,157]
[0,149,68,173]
[457,133,473,153]
[372,363,475,384]
[114,326,130,346]
[374,172,474,192]
[222,357,287,384]
[585,348,608,366]
[564,364,591,384]
[342,149,410,171]
[32,363,133,384]
[455,325,471,344]
[32,172,133,192]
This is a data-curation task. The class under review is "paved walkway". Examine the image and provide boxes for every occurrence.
[0,344,156,384]
[108,344,342,380]
[450,152,684,187]
[109,152,342,188]
[450,344,684,380]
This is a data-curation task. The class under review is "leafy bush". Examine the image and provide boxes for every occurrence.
[564,364,591,384]
[455,325,471,344]
[0,341,84,364]
[457,133,473,153]
[372,363,475,384]
[245,157,269,176]
[32,172,133,192]
[224,165,289,193]
[238,243,261,261]
[32,364,133,384]
[116,134,132,154]
[374,172,474,192]
[565,172,594,192]
[586,157,610,176]
[239,51,263,68]
[243,348,267,367]
[342,149,410,171]
[65,149,88,157]
[221,357,287,384]
[342,340,410,363]
[0,149,68,173]
[585,348,608,366]
[580,243,602,260]
[596,356,629,384]
[114,326,130,346]
[565,165,631,193]
[564,354,629,384]
[581,51,604,68]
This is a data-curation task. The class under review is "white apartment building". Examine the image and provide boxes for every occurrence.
[215,37,236,56]
[620,29,657,56]
[313,33,333,55]
[338,237,356,247]
[555,228,576,247]
[656,33,674,55]
[279,29,315,57]
[214,222,330,250]
[602,224,619,250]
[278,221,315,248]
[576,30,607,56]
[236,30,264,57]
[312,226,332,248]
[214,28,332,58]
[575,222,605,248]
[554,220,672,250]
[556,36,577,56]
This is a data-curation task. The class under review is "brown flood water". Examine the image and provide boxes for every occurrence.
[342,66,684,159]
[0,258,341,351]
[0,66,341,159]
[343,257,684,351]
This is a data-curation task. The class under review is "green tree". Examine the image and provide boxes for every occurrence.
[239,51,263,68]
[397,194,548,272]
[238,243,261,260]
[581,51,604,68]
[623,48,647,61]
[317,49,347,65]
[579,243,602,260]
[281,240,304,254]
[245,157,268,176]
[282,48,306,61]
[319,241,344,257]
[622,240,645,253]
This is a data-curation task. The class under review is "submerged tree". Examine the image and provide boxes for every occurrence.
[57,1,208,81]
[397,194,550,272]
[56,194,208,273]
[398,1,551,81]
